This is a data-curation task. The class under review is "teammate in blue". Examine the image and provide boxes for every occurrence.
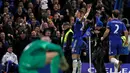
[72,6,91,73]
[101,10,128,72]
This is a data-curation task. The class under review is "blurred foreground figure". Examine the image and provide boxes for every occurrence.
[19,36,69,73]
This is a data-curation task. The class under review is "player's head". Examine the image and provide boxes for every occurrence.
[79,8,86,17]
[41,36,51,42]
[112,10,120,18]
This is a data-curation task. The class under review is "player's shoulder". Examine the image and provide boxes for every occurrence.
[111,19,123,24]
[107,20,112,26]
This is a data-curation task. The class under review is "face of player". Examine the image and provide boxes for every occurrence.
[80,12,85,18]
[41,36,51,42]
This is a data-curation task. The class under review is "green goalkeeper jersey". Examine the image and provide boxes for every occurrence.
[19,40,64,73]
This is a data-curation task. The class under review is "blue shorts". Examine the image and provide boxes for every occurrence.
[72,38,88,54]
[109,40,123,55]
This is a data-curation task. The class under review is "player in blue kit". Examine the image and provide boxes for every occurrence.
[72,5,91,73]
[101,10,128,72]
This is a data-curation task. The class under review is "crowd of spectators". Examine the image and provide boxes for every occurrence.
[0,0,130,66]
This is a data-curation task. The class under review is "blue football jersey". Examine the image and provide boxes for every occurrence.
[73,18,84,39]
[107,19,127,41]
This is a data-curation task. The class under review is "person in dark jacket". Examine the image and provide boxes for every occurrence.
[14,30,30,61]
[91,26,106,73]
[83,14,107,73]
[61,22,73,73]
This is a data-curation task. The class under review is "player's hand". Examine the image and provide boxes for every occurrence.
[101,37,104,41]
[59,56,69,71]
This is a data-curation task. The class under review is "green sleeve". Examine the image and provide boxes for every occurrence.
[20,53,46,69]
[44,42,64,57]
[19,40,64,73]
[30,40,64,56]
[20,40,63,66]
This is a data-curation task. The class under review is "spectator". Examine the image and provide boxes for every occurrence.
[52,30,61,45]
[69,16,75,30]
[3,19,14,39]
[18,2,24,9]
[14,6,27,22]
[28,2,34,9]
[51,4,60,16]
[0,32,9,62]
[2,14,10,25]
[30,18,38,30]
[0,24,3,32]
[47,8,52,18]
[6,0,15,14]
[27,12,34,22]
[34,26,42,37]
[52,13,62,32]
[47,18,57,37]
[33,0,40,20]
[27,8,33,18]
[3,7,10,15]
[44,28,52,37]
[29,30,40,42]
[40,22,49,33]
[1,46,18,73]
[3,2,10,9]
[14,30,30,61]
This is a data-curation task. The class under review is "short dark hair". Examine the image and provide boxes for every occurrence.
[79,8,86,13]
[112,10,120,18]
[63,22,70,26]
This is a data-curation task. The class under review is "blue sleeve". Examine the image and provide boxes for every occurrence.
[107,21,111,29]
[76,18,80,23]
[122,23,127,31]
